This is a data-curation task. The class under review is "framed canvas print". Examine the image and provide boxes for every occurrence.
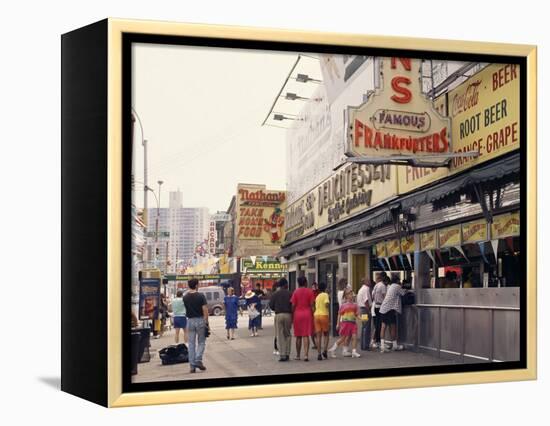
[61,18,537,407]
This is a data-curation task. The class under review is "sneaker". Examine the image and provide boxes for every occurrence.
[195,362,206,371]
[342,349,352,357]
[278,356,289,362]
[273,350,280,356]
[371,342,380,349]
[250,332,255,337]
[322,350,328,359]
[328,349,337,358]
[189,366,196,373]
[352,350,361,358]
[317,354,323,361]
[393,343,404,351]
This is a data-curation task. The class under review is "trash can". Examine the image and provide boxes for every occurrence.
[138,327,151,363]
[131,331,141,375]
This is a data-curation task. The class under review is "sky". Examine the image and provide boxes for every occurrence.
[132,43,318,212]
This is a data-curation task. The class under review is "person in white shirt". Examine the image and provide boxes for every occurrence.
[379,273,407,352]
[356,277,373,350]
[371,272,388,349]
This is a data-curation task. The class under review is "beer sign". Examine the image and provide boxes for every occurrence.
[347,57,451,159]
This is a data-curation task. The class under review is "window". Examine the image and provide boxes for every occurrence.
[206,292,212,301]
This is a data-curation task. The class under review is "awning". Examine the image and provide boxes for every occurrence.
[396,152,520,211]
[278,208,393,258]
[279,152,520,259]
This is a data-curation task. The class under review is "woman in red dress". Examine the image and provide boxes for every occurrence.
[291,276,315,361]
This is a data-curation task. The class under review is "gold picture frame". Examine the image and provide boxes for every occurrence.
[61,18,537,407]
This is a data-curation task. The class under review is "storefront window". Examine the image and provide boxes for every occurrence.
[428,235,520,288]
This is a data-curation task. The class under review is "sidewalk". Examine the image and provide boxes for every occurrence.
[133,314,457,383]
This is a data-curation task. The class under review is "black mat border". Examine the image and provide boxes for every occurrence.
[121,32,528,394]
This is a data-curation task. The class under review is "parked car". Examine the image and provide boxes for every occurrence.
[184,286,225,316]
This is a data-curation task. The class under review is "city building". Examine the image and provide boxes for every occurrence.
[145,190,210,273]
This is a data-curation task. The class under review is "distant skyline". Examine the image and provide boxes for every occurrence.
[131,43,317,212]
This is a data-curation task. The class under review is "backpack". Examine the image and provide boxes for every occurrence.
[159,343,189,365]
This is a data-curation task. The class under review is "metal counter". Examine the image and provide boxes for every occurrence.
[399,287,520,362]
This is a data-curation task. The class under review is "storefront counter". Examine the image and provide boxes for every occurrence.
[399,287,520,363]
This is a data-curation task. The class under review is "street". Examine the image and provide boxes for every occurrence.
[133,313,457,383]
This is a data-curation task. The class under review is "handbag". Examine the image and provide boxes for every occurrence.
[402,291,415,305]
[247,305,260,320]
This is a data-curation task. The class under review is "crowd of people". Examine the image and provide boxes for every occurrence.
[160,272,409,373]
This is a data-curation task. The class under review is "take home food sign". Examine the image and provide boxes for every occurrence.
[346,57,451,158]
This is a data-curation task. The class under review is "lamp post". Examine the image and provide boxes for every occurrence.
[155,180,164,270]
[131,107,149,260]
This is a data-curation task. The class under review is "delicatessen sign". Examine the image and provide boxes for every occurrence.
[284,162,396,244]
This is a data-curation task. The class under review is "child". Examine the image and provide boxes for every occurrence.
[328,288,361,358]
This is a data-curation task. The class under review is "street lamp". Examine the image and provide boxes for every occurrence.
[131,107,148,232]
[156,180,164,270]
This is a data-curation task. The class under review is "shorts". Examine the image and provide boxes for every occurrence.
[173,316,187,329]
[382,310,397,325]
[338,321,357,337]
[314,315,329,333]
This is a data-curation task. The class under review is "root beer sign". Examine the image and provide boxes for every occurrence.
[347,57,451,158]
[399,63,520,194]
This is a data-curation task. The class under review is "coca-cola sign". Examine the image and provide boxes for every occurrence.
[450,80,481,116]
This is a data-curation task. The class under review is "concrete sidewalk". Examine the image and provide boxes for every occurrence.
[133,314,457,383]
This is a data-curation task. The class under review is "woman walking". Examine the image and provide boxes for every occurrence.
[245,290,261,336]
[171,290,188,344]
[291,276,315,361]
[328,288,361,358]
[224,287,239,340]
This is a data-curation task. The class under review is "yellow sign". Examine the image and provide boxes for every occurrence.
[438,225,461,248]
[236,184,286,246]
[420,230,437,251]
[386,239,401,257]
[462,219,488,243]
[491,211,520,239]
[347,57,451,158]
[401,235,415,253]
[374,242,387,258]
[284,163,397,244]
[448,63,520,173]
[398,165,448,194]
[397,63,520,194]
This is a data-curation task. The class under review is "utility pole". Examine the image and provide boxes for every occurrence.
[155,180,164,270]
[143,138,149,263]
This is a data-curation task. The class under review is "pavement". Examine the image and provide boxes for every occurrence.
[133,314,457,383]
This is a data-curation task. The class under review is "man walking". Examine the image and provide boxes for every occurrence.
[269,277,292,362]
[182,279,209,373]
[371,272,388,349]
[356,277,373,350]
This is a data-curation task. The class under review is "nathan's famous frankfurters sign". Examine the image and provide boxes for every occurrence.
[236,184,286,244]
[347,57,451,158]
